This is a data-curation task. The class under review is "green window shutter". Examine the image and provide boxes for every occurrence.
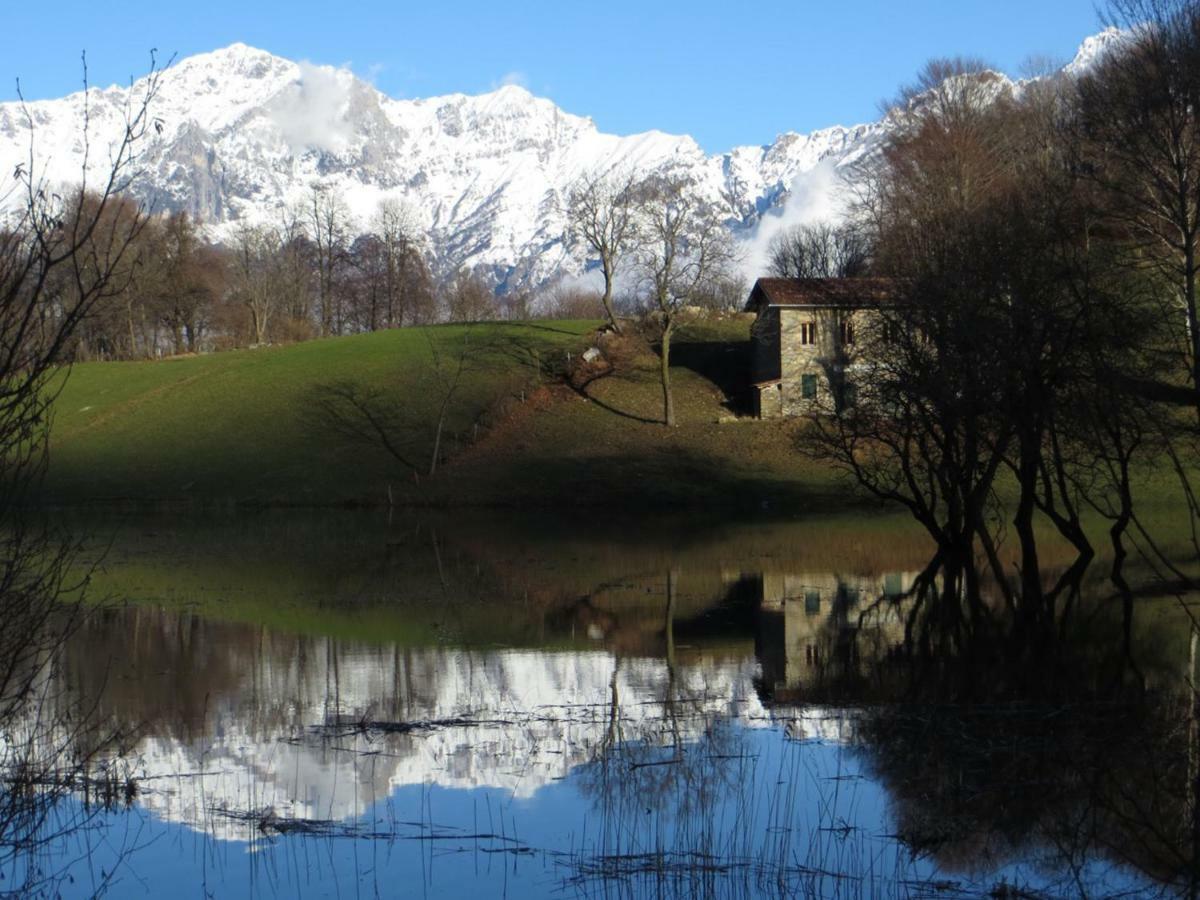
[804,590,821,615]
[801,374,818,399]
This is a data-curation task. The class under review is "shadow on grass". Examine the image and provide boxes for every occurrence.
[568,367,662,425]
[667,339,756,416]
[503,321,598,337]
[476,444,861,513]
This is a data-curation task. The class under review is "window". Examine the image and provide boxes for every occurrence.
[799,321,816,345]
[804,590,821,615]
[842,383,858,408]
[839,320,855,345]
[801,374,818,399]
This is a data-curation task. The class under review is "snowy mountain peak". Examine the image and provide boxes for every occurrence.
[0,30,1126,290]
[1064,26,1128,75]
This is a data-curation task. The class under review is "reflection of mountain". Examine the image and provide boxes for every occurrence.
[59,565,909,842]
[61,611,783,837]
[52,551,935,840]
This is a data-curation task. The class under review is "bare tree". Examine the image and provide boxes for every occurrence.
[305,184,352,335]
[444,269,496,322]
[1056,0,1200,602]
[0,52,165,892]
[305,379,424,474]
[497,286,533,321]
[229,224,276,345]
[636,179,737,426]
[567,171,641,333]
[346,233,389,332]
[61,192,153,359]
[803,58,1157,629]
[154,211,219,354]
[278,203,316,330]
[1072,0,1200,410]
[766,222,870,279]
[373,198,433,327]
[541,282,606,319]
[422,329,474,475]
[2,51,166,462]
[228,223,288,345]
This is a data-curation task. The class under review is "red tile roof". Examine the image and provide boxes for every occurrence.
[744,277,897,312]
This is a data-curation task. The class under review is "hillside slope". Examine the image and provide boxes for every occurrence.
[43,320,840,509]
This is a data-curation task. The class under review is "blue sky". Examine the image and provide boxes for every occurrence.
[3,0,1104,152]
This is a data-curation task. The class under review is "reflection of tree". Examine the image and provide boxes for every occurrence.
[569,567,770,895]
[574,692,749,896]
[1190,624,1200,899]
[664,567,681,753]
[843,566,1200,895]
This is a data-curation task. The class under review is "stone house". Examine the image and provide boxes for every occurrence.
[744,277,894,419]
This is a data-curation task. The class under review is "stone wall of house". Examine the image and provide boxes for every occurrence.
[779,309,830,416]
[778,308,873,416]
[756,383,782,418]
[750,307,781,385]
[751,305,876,419]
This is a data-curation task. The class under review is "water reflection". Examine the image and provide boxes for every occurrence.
[754,570,916,705]
[8,512,1199,897]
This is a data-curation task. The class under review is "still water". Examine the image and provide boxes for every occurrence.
[6,511,1199,898]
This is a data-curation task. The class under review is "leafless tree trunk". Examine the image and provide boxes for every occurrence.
[374,198,428,328]
[567,171,641,333]
[636,178,737,426]
[423,329,475,475]
[307,185,351,336]
[229,224,285,345]
[303,327,478,479]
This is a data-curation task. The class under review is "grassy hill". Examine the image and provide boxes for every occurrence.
[43,317,844,509]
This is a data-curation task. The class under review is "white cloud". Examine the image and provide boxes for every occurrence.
[738,159,850,281]
[492,71,529,90]
[269,61,355,155]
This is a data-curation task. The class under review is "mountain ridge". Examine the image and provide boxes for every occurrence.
[0,31,1123,291]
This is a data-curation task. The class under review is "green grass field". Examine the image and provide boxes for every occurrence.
[41,315,1200,531]
[43,317,845,509]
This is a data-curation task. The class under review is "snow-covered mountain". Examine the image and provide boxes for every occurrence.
[106,646,858,842]
[0,31,1124,290]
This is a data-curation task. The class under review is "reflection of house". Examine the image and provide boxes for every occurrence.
[744,278,894,419]
[754,571,913,703]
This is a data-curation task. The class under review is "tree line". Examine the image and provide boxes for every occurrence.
[61,186,580,360]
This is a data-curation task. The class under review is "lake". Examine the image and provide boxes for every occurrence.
[3,510,1196,898]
